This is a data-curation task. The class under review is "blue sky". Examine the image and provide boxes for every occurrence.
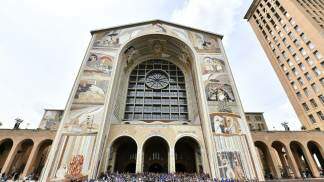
[0,0,300,130]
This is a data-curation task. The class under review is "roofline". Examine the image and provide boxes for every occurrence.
[44,109,64,111]
[244,0,261,20]
[244,112,264,114]
[90,19,224,39]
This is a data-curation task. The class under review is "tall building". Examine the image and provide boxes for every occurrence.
[36,20,265,181]
[244,0,324,131]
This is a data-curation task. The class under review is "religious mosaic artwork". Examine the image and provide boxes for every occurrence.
[189,32,221,53]
[84,52,114,77]
[63,105,104,132]
[201,57,226,75]
[39,110,63,130]
[66,155,84,179]
[73,79,108,104]
[93,30,121,49]
[55,134,96,179]
[210,114,241,134]
[217,151,246,180]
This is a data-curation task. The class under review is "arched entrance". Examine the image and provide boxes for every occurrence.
[0,139,13,171]
[9,139,34,178]
[254,141,275,179]
[307,141,324,170]
[32,140,52,179]
[290,141,313,177]
[271,141,293,178]
[175,137,202,173]
[110,136,137,173]
[143,136,169,173]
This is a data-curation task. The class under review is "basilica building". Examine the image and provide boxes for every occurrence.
[0,20,323,181]
[41,20,263,181]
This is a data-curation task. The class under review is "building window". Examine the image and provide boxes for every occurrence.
[294,25,301,32]
[255,116,262,121]
[304,72,312,81]
[300,48,307,56]
[297,77,304,86]
[307,42,315,50]
[301,33,308,42]
[314,51,323,60]
[308,114,316,123]
[298,63,306,71]
[293,54,300,62]
[296,92,302,100]
[312,67,321,76]
[319,95,324,105]
[286,73,292,81]
[124,59,188,121]
[317,111,324,120]
[311,83,319,93]
[292,68,299,76]
[310,99,318,108]
[305,57,314,66]
[303,87,310,96]
[287,60,293,67]
[291,82,298,90]
[302,103,310,111]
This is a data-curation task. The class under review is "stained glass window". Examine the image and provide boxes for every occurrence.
[124,59,188,121]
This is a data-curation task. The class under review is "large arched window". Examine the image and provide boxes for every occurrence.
[124,59,188,121]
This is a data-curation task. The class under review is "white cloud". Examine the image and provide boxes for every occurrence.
[171,0,243,35]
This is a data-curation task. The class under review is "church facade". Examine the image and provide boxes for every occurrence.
[38,20,264,181]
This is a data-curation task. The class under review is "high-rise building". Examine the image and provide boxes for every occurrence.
[245,0,324,130]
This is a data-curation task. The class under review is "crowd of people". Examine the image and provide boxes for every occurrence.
[97,172,241,182]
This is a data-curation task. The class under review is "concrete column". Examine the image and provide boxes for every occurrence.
[21,143,39,177]
[135,145,143,173]
[169,147,175,173]
[1,142,18,175]
[302,146,320,178]
[269,148,282,179]
[286,147,301,178]
[110,149,117,173]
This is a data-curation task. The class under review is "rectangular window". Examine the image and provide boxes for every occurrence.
[288,46,295,54]
[292,68,299,76]
[307,42,315,50]
[296,92,302,100]
[287,60,294,67]
[311,83,319,93]
[300,48,307,56]
[255,116,262,121]
[301,33,308,42]
[286,73,292,81]
[281,65,288,72]
[308,114,316,123]
[319,95,324,105]
[310,99,318,108]
[312,67,321,76]
[291,82,298,90]
[314,51,323,60]
[304,72,312,81]
[317,111,324,120]
[297,77,304,86]
[293,54,300,62]
[305,57,314,66]
[294,25,301,32]
[299,63,306,71]
[302,103,310,111]
[303,87,310,96]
